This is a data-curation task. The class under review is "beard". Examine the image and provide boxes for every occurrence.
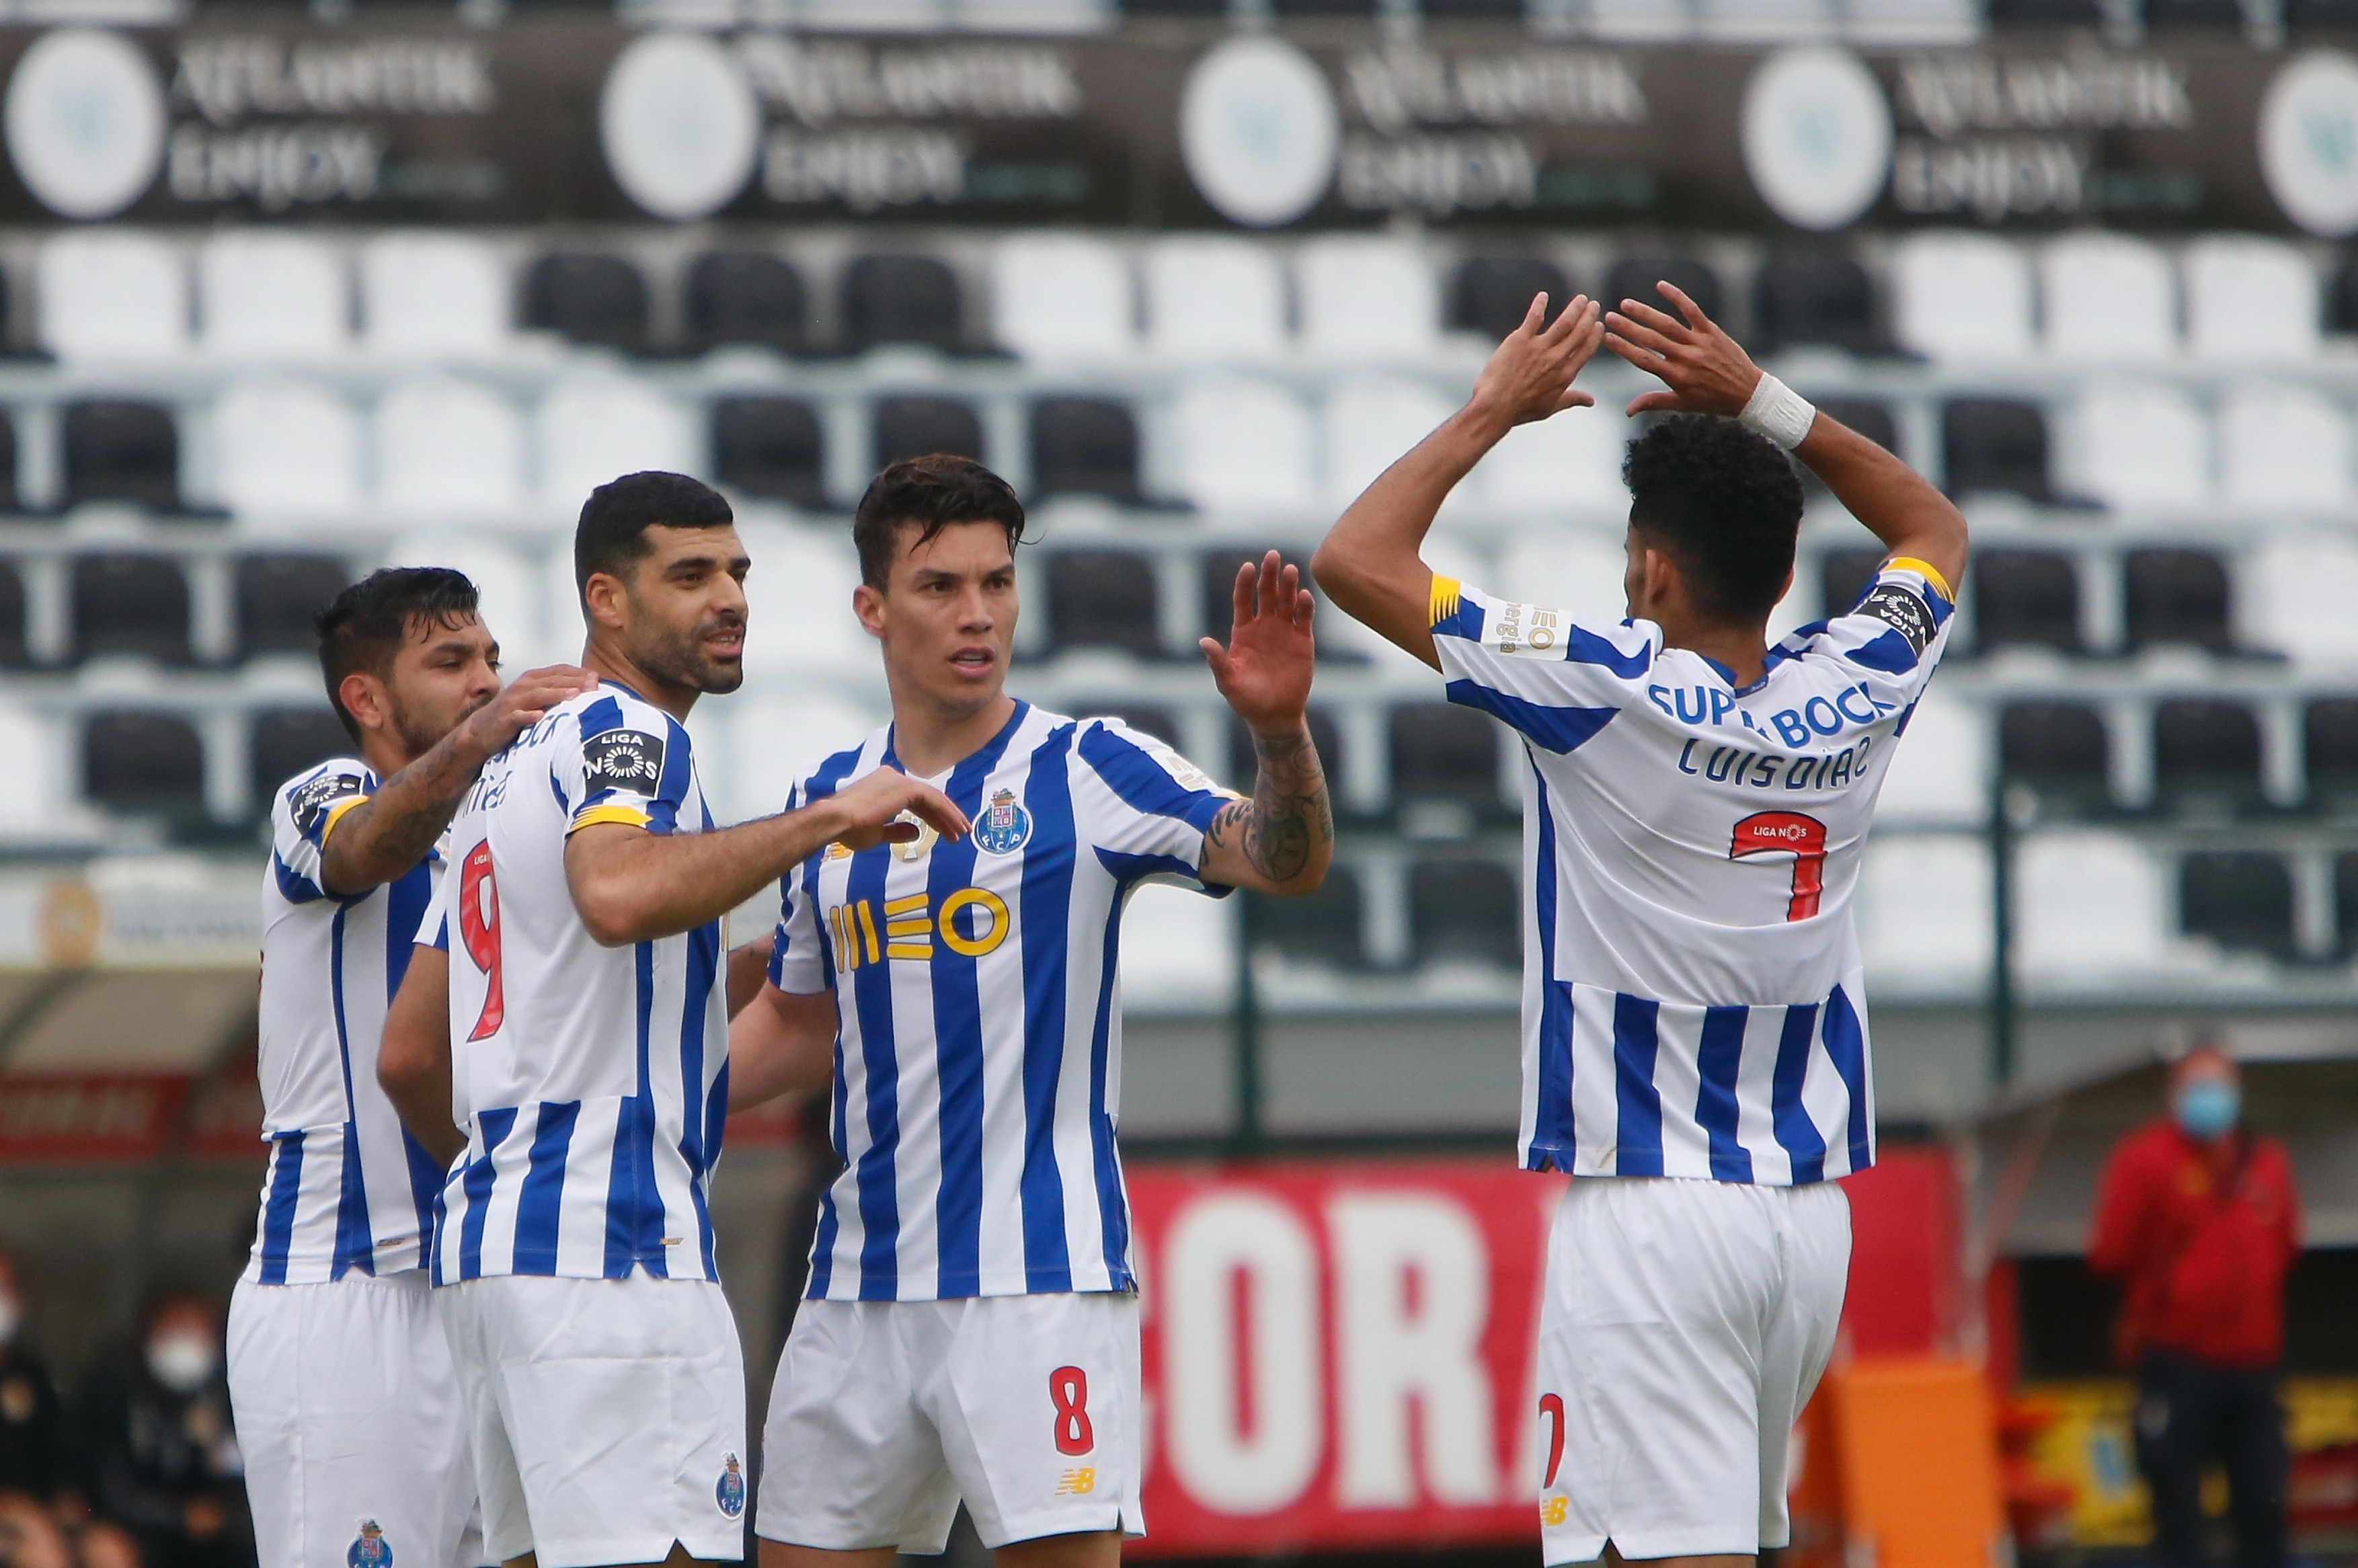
[633,610,746,695]
[388,686,491,758]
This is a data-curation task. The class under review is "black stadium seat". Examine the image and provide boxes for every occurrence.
[1942,399,2050,502]
[1046,551,1160,656]
[1752,248,1878,354]
[2152,699,2264,811]
[1251,867,1364,968]
[2179,852,2296,959]
[1389,703,1500,811]
[1228,708,1343,795]
[0,560,28,666]
[2305,697,2358,808]
[1813,397,1896,455]
[1449,256,1571,342]
[251,707,352,799]
[684,249,807,356]
[712,397,826,510]
[83,711,206,816]
[1604,255,1721,323]
[842,253,964,354]
[2336,852,2358,955]
[64,400,179,511]
[523,251,649,354]
[1973,549,2080,652]
[72,553,190,665]
[2000,700,2111,806]
[1986,0,2102,19]
[1030,397,1140,502]
[2124,548,2234,652]
[235,553,348,661]
[1819,547,1886,621]
[873,396,983,471]
[1411,857,1520,969]
[0,411,22,512]
[2143,0,2244,24]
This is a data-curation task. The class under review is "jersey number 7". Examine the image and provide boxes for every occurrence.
[1729,811,1827,922]
[459,841,506,1040]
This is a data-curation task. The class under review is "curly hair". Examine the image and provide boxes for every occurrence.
[1620,414,1804,625]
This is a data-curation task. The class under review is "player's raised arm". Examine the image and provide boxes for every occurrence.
[378,943,463,1167]
[1604,281,1969,595]
[1197,551,1333,896]
[1311,293,1606,668]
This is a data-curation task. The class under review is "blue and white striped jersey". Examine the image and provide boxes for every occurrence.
[247,759,446,1284]
[769,703,1233,1302]
[426,681,728,1285]
[1429,558,1957,1185]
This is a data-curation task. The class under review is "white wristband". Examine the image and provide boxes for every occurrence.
[1739,373,1816,452]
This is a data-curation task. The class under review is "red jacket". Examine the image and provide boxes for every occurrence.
[2088,1118,2302,1370]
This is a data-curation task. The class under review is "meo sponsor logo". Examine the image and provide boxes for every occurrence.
[1484,599,1567,658]
[827,888,1010,970]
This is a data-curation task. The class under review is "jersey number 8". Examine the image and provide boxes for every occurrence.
[459,842,506,1040]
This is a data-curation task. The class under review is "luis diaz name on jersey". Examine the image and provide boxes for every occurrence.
[583,730,665,795]
[827,887,1011,971]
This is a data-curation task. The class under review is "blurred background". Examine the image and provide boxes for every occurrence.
[0,1,2353,1567]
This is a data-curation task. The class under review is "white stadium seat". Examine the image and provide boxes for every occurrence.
[991,233,1134,359]
[1856,834,1992,986]
[1296,237,1440,362]
[2039,232,2176,361]
[212,381,362,518]
[2016,830,2175,980]
[375,378,528,520]
[1120,881,1236,1010]
[1321,380,1455,505]
[38,231,188,360]
[2185,237,2317,361]
[737,521,869,676]
[0,700,75,840]
[1873,688,1989,824]
[1495,535,1633,631]
[2242,538,2358,666]
[198,232,348,359]
[362,232,512,359]
[1476,408,1630,513]
[1144,237,1287,362]
[2066,382,2212,509]
[717,693,887,826]
[2218,385,2351,510]
[537,381,699,512]
[1167,377,1316,510]
[1889,232,2033,360]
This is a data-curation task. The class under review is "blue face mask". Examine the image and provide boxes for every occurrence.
[2174,1079,2241,1140]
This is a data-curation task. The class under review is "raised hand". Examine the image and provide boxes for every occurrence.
[827,767,972,853]
[1468,292,1606,432]
[454,664,599,765]
[1200,550,1314,736]
[1602,282,1764,418]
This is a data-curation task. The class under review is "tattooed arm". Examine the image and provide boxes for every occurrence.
[1196,552,1333,897]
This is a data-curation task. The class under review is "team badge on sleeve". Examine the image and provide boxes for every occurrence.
[1856,582,1936,656]
[348,1520,391,1568]
[974,787,1033,855]
[583,730,666,794]
[715,1454,746,1518]
[290,771,362,836]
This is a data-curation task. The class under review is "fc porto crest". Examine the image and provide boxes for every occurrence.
[715,1453,746,1518]
[348,1520,391,1568]
[972,787,1032,856]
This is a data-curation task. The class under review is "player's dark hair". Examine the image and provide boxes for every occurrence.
[1621,414,1805,627]
[315,567,480,742]
[852,454,1027,590]
[574,471,736,603]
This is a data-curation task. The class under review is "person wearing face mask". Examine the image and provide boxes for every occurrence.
[0,1253,63,1503]
[68,1292,250,1568]
[2089,1046,2304,1568]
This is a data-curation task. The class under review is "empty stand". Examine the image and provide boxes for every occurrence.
[235,555,349,661]
[0,412,22,512]
[2179,851,2296,959]
[1251,869,1364,968]
[1409,857,1519,968]
[1819,547,1886,619]
[1389,703,1502,812]
[522,251,649,354]
[1169,378,1315,510]
[1449,256,1571,342]
[1891,232,2034,359]
[1478,406,1630,511]
[1857,835,1992,981]
[1046,551,1160,656]
[842,253,965,354]
[212,381,361,518]
[2069,383,2213,509]
[2219,385,2351,509]
[2185,237,2317,360]
[992,234,1133,359]
[684,249,808,356]
[251,708,352,799]
[1752,247,1878,353]
[2000,700,2111,806]
[2143,0,2250,26]
[1973,549,2080,652]
[1297,237,1439,361]
[1875,689,1991,823]
[0,563,25,668]
[2124,548,2233,652]
[2306,697,2358,809]
[2152,699,2264,810]
[733,524,867,674]
[361,232,510,359]
[2039,233,2176,360]
[1324,381,1456,504]
[873,395,984,470]
[1811,397,1897,456]
[1495,535,1635,630]
[1603,253,1721,323]
[39,231,189,360]
[198,232,347,359]
[712,397,826,509]
[537,380,697,510]
[72,555,190,666]
[63,401,180,511]
[82,711,206,817]
[2244,539,2358,665]
[1942,399,2049,500]
[1029,397,1140,502]
[2016,830,2173,976]
[376,379,526,520]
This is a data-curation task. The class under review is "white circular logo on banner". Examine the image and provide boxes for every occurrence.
[4,29,165,221]
[598,32,760,223]
[1739,46,1891,232]
[1179,36,1338,229]
[2261,51,2358,237]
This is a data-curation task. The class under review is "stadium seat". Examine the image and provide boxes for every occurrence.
[1251,868,1364,968]
[2038,233,2176,360]
[2066,383,2212,509]
[2152,699,2265,811]
[1448,256,1571,342]
[1144,237,1288,361]
[1875,689,1990,824]
[842,252,966,354]
[1119,883,1235,1011]
[0,412,24,513]
[2291,0,2358,29]
[360,232,511,359]
[1409,856,1520,969]
[1323,380,1456,505]
[212,381,362,518]
[250,707,352,798]
[1819,546,1885,619]
[375,379,528,520]
[711,693,883,823]
[2184,237,2317,360]
[537,381,698,510]
[38,231,189,360]
[684,249,808,356]
[1856,834,1992,982]
[1696,0,1836,39]
[711,397,826,510]
[1750,247,1878,353]
[0,562,27,667]
[82,711,207,818]
[1389,702,1502,812]
[235,554,350,661]
[2217,385,2351,510]
[1603,253,1721,323]
[2338,853,2358,957]
[1030,396,1140,502]
[1986,0,2102,22]
[1890,232,2034,359]
[197,233,347,359]
[1495,535,1635,630]
[2242,539,2358,665]
[2016,830,2173,977]
[1477,406,1630,512]
[2143,0,2247,25]
[2305,697,2358,809]
[63,401,180,512]
[1999,700,2111,806]
[873,395,984,470]
[1941,399,2049,501]
[0,701,66,836]
[1168,378,1316,510]
[1226,708,1344,791]
[2123,548,2233,652]
[1972,549,2080,652]
[1586,0,1695,38]
[1296,237,1439,361]
[734,522,867,674]
[952,1,1115,37]
[991,234,1134,359]
[2179,851,2296,959]
[522,251,650,354]
[1047,550,1160,656]
[1844,0,1979,43]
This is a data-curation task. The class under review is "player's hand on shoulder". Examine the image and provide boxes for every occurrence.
[1604,282,1762,420]
[825,767,972,853]
[457,664,600,760]
[1467,291,1604,431]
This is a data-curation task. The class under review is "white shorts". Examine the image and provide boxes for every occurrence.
[228,1271,479,1568]
[437,1272,747,1568]
[1536,1176,1849,1565]
[758,1292,1142,1554]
